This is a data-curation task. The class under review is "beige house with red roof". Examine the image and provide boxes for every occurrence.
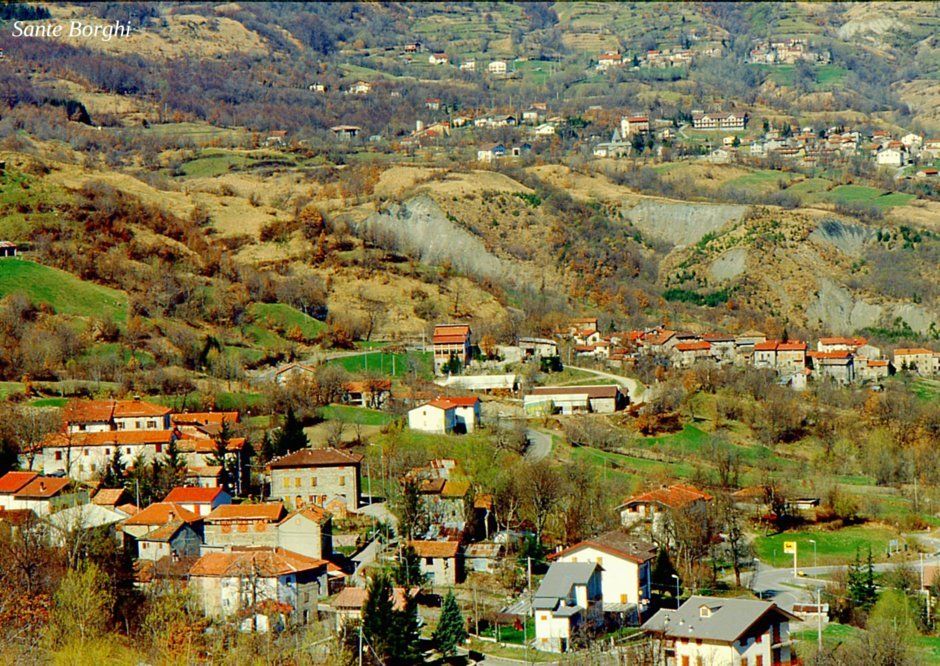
[37,398,176,481]
[0,471,40,511]
[753,340,807,373]
[555,531,657,611]
[618,484,713,542]
[8,476,71,515]
[189,547,329,627]
[894,348,939,375]
[202,502,287,550]
[342,379,391,409]
[432,324,472,374]
[268,447,363,514]
[407,396,481,434]
[673,340,713,367]
[410,539,461,586]
[331,585,419,629]
[163,487,232,517]
[122,501,203,557]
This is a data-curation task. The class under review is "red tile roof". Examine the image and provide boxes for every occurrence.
[189,548,327,577]
[92,488,128,506]
[43,430,175,448]
[409,540,460,558]
[176,436,246,454]
[123,502,201,526]
[675,341,711,352]
[14,477,70,499]
[0,471,39,494]
[622,484,713,510]
[268,448,363,470]
[164,487,227,504]
[171,411,239,427]
[204,502,286,523]
[332,586,419,611]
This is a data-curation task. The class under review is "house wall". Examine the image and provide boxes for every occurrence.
[453,405,480,432]
[558,545,649,606]
[114,414,170,431]
[43,443,165,481]
[203,521,279,550]
[419,556,458,586]
[277,513,330,560]
[270,465,360,512]
[408,406,454,433]
[535,612,575,652]
[138,539,171,562]
[588,397,617,414]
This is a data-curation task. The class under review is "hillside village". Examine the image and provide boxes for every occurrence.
[0,2,937,665]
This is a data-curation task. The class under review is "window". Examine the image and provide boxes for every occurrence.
[756,634,762,643]
[126,448,132,454]
[295,477,302,488]
[155,444,163,453]
[755,656,763,666]
[105,449,110,455]
[425,558,433,565]
[148,420,157,428]
[83,449,88,456]
[339,476,346,487]
[311,476,318,487]
[55,451,62,461]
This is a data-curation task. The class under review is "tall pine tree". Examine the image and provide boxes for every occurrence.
[362,572,396,662]
[393,590,423,664]
[433,591,468,656]
[274,407,308,457]
[101,446,125,488]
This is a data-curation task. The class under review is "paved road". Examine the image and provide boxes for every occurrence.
[524,429,553,462]
[750,554,940,610]
[565,365,646,403]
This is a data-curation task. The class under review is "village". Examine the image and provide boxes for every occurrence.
[0,312,936,663]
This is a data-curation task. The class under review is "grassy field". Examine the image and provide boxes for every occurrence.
[912,378,940,402]
[319,404,394,426]
[753,525,897,568]
[0,168,70,240]
[328,351,432,378]
[726,169,797,193]
[0,259,128,322]
[823,185,916,209]
[248,303,326,340]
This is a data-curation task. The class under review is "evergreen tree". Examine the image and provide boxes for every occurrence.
[392,591,423,664]
[274,407,308,457]
[206,420,235,491]
[362,573,396,662]
[862,546,878,609]
[651,548,680,599]
[433,591,468,657]
[163,438,186,484]
[101,446,126,488]
[848,547,878,610]
[258,431,275,464]
[394,545,423,587]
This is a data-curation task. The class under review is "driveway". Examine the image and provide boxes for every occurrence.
[524,429,553,462]
[564,365,646,403]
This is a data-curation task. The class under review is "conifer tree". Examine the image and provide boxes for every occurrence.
[433,591,468,656]
[274,407,308,457]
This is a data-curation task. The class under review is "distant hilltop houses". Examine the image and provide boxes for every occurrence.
[747,38,831,65]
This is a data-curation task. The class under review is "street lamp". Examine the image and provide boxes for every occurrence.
[809,539,817,570]
[752,558,761,597]
[671,574,681,609]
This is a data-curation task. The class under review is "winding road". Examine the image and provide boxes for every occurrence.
[564,364,647,403]
[524,428,553,462]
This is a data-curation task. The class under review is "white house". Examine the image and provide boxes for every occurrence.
[524,385,624,415]
[407,397,480,434]
[487,60,508,75]
[428,53,449,66]
[876,147,907,167]
[533,123,556,137]
[410,540,461,586]
[642,596,799,666]
[163,486,232,517]
[555,531,657,611]
[533,562,603,652]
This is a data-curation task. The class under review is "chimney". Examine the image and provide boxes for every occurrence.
[39,481,45,492]
[167,510,175,522]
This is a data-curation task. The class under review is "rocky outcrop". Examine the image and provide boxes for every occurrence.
[622,200,747,246]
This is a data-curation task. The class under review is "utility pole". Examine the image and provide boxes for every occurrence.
[473,584,480,635]
[816,586,822,652]
[358,621,363,666]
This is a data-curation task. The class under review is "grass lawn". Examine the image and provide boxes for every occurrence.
[466,638,556,663]
[912,378,940,402]
[29,397,68,408]
[319,404,394,426]
[83,342,156,368]
[793,621,860,647]
[726,169,795,193]
[248,303,326,340]
[753,525,897,568]
[824,185,916,209]
[0,259,128,322]
[328,351,432,379]
[0,381,24,398]
[480,618,534,644]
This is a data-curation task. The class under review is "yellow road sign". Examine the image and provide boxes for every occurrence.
[783,541,797,554]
